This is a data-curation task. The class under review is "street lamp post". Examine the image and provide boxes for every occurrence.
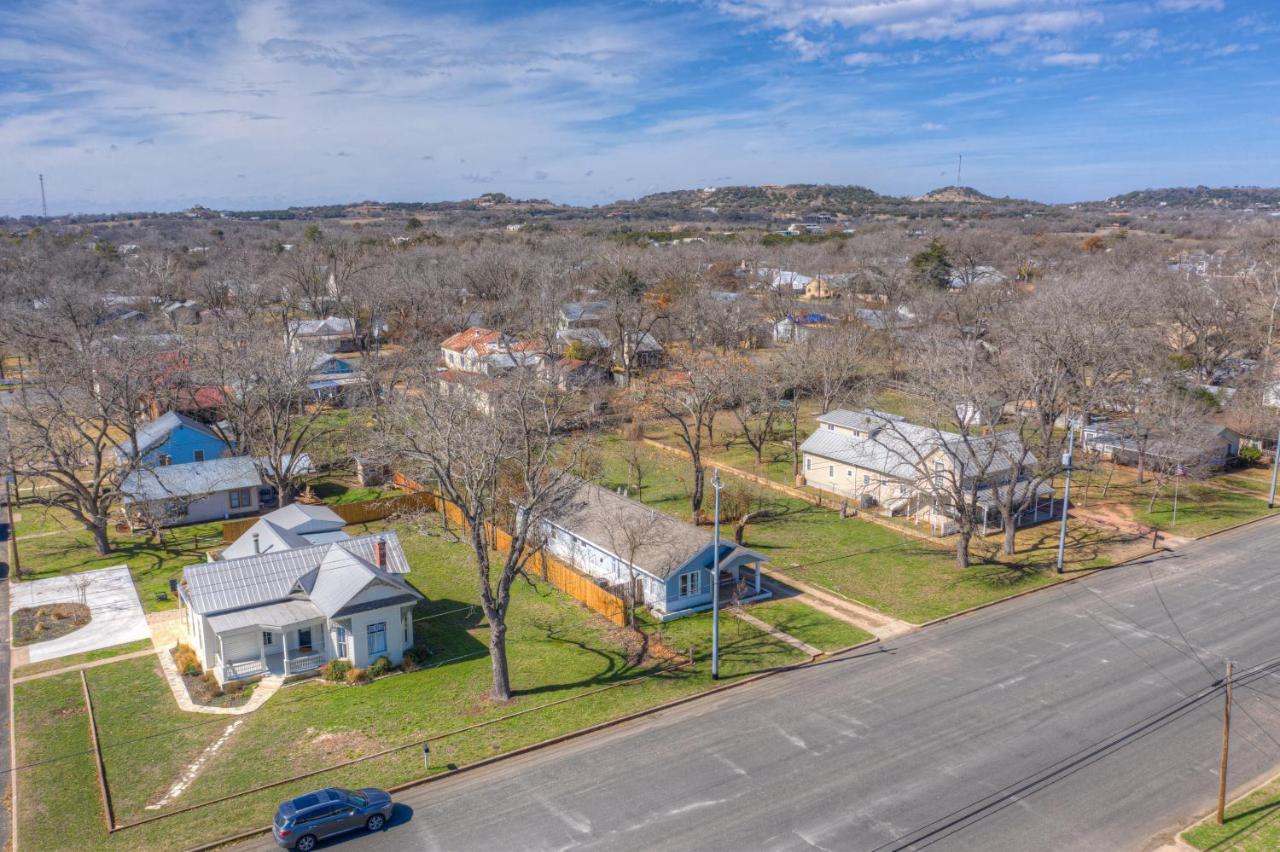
[1269,425,1280,510]
[710,469,724,680]
[1055,422,1076,574]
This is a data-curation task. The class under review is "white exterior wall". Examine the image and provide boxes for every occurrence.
[144,487,260,527]
[347,604,412,668]
[543,523,666,608]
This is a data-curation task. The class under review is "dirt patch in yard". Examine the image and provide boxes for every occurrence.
[304,728,382,762]
[1072,503,1189,546]
[13,603,91,646]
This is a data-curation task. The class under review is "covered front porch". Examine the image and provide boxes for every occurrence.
[209,599,330,684]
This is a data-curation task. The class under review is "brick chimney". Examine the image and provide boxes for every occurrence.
[375,537,386,569]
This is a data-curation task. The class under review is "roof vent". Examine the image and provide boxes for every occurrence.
[252,532,260,554]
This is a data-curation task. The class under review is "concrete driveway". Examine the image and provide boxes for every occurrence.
[10,566,151,663]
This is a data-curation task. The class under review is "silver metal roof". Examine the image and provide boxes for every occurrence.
[121,455,263,503]
[206,598,324,633]
[183,531,413,615]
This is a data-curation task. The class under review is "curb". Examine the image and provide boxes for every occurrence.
[184,636,882,852]
[912,546,1173,631]
[1173,762,1280,850]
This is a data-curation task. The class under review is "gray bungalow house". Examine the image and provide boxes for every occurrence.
[541,477,770,620]
[179,532,422,684]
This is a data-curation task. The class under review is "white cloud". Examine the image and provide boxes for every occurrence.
[1043,51,1102,67]
[843,51,887,66]
[921,121,946,131]
[1157,0,1225,11]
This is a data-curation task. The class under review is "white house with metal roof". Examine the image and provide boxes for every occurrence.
[121,455,265,528]
[179,532,422,684]
[220,503,350,560]
[541,477,769,620]
[800,408,1056,535]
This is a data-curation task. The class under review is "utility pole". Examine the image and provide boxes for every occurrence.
[710,469,724,680]
[1217,660,1233,825]
[38,174,47,218]
[1056,421,1075,574]
[1269,425,1279,509]
[956,153,963,186]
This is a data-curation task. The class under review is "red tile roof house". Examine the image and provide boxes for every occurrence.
[439,326,547,375]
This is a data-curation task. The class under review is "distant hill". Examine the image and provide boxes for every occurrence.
[1104,186,1280,210]
[603,183,892,219]
[913,186,996,203]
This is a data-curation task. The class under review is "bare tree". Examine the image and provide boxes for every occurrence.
[635,354,731,524]
[375,358,581,701]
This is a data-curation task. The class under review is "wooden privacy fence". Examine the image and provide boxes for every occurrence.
[221,474,625,625]
[220,491,438,543]
[393,472,626,626]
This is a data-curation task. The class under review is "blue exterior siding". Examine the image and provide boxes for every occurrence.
[141,425,232,467]
[314,357,355,376]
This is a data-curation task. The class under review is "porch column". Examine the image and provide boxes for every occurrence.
[283,630,292,675]
[754,562,762,594]
[217,634,225,680]
[981,506,988,537]
[259,632,266,672]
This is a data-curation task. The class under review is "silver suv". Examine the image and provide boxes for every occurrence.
[272,787,394,850]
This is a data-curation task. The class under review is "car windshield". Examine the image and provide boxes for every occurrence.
[340,789,368,806]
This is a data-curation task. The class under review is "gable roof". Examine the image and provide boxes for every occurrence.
[295,545,419,617]
[289,316,355,337]
[560,302,609,323]
[803,409,1032,481]
[118,410,223,458]
[121,455,262,503]
[262,502,345,534]
[440,326,542,359]
[546,476,728,580]
[183,531,414,615]
[440,326,503,353]
[220,518,310,561]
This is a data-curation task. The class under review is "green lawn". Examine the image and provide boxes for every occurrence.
[1183,773,1280,851]
[11,502,85,537]
[1133,484,1274,538]
[742,599,873,651]
[309,478,397,505]
[15,522,223,612]
[597,436,1068,624]
[13,513,810,851]
[13,639,154,679]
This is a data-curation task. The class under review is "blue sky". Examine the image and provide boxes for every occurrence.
[1,0,1277,214]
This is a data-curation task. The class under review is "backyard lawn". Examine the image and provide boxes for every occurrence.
[12,513,830,852]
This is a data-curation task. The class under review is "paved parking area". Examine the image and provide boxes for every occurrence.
[10,566,151,663]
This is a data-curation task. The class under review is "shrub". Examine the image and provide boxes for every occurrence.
[400,656,419,673]
[174,643,203,676]
[223,679,244,696]
[322,659,352,682]
[1239,445,1263,465]
[368,656,392,678]
[344,667,370,686]
[402,644,432,667]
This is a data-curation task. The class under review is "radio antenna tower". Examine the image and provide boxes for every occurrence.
[39,174,47,218]
[956,154,963,187]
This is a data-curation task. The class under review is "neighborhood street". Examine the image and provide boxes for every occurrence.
[239,517,1280,852]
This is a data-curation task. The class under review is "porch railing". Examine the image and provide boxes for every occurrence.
[222,658,266,682]
[285,651,324,675]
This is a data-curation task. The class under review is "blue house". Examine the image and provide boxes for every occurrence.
[117,411,232,468]
[541,477,769,620]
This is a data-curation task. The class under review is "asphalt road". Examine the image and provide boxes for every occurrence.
[242,518,1280,852]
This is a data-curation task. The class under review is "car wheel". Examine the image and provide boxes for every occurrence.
[366,814,386,832]
[295,835,318,852]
